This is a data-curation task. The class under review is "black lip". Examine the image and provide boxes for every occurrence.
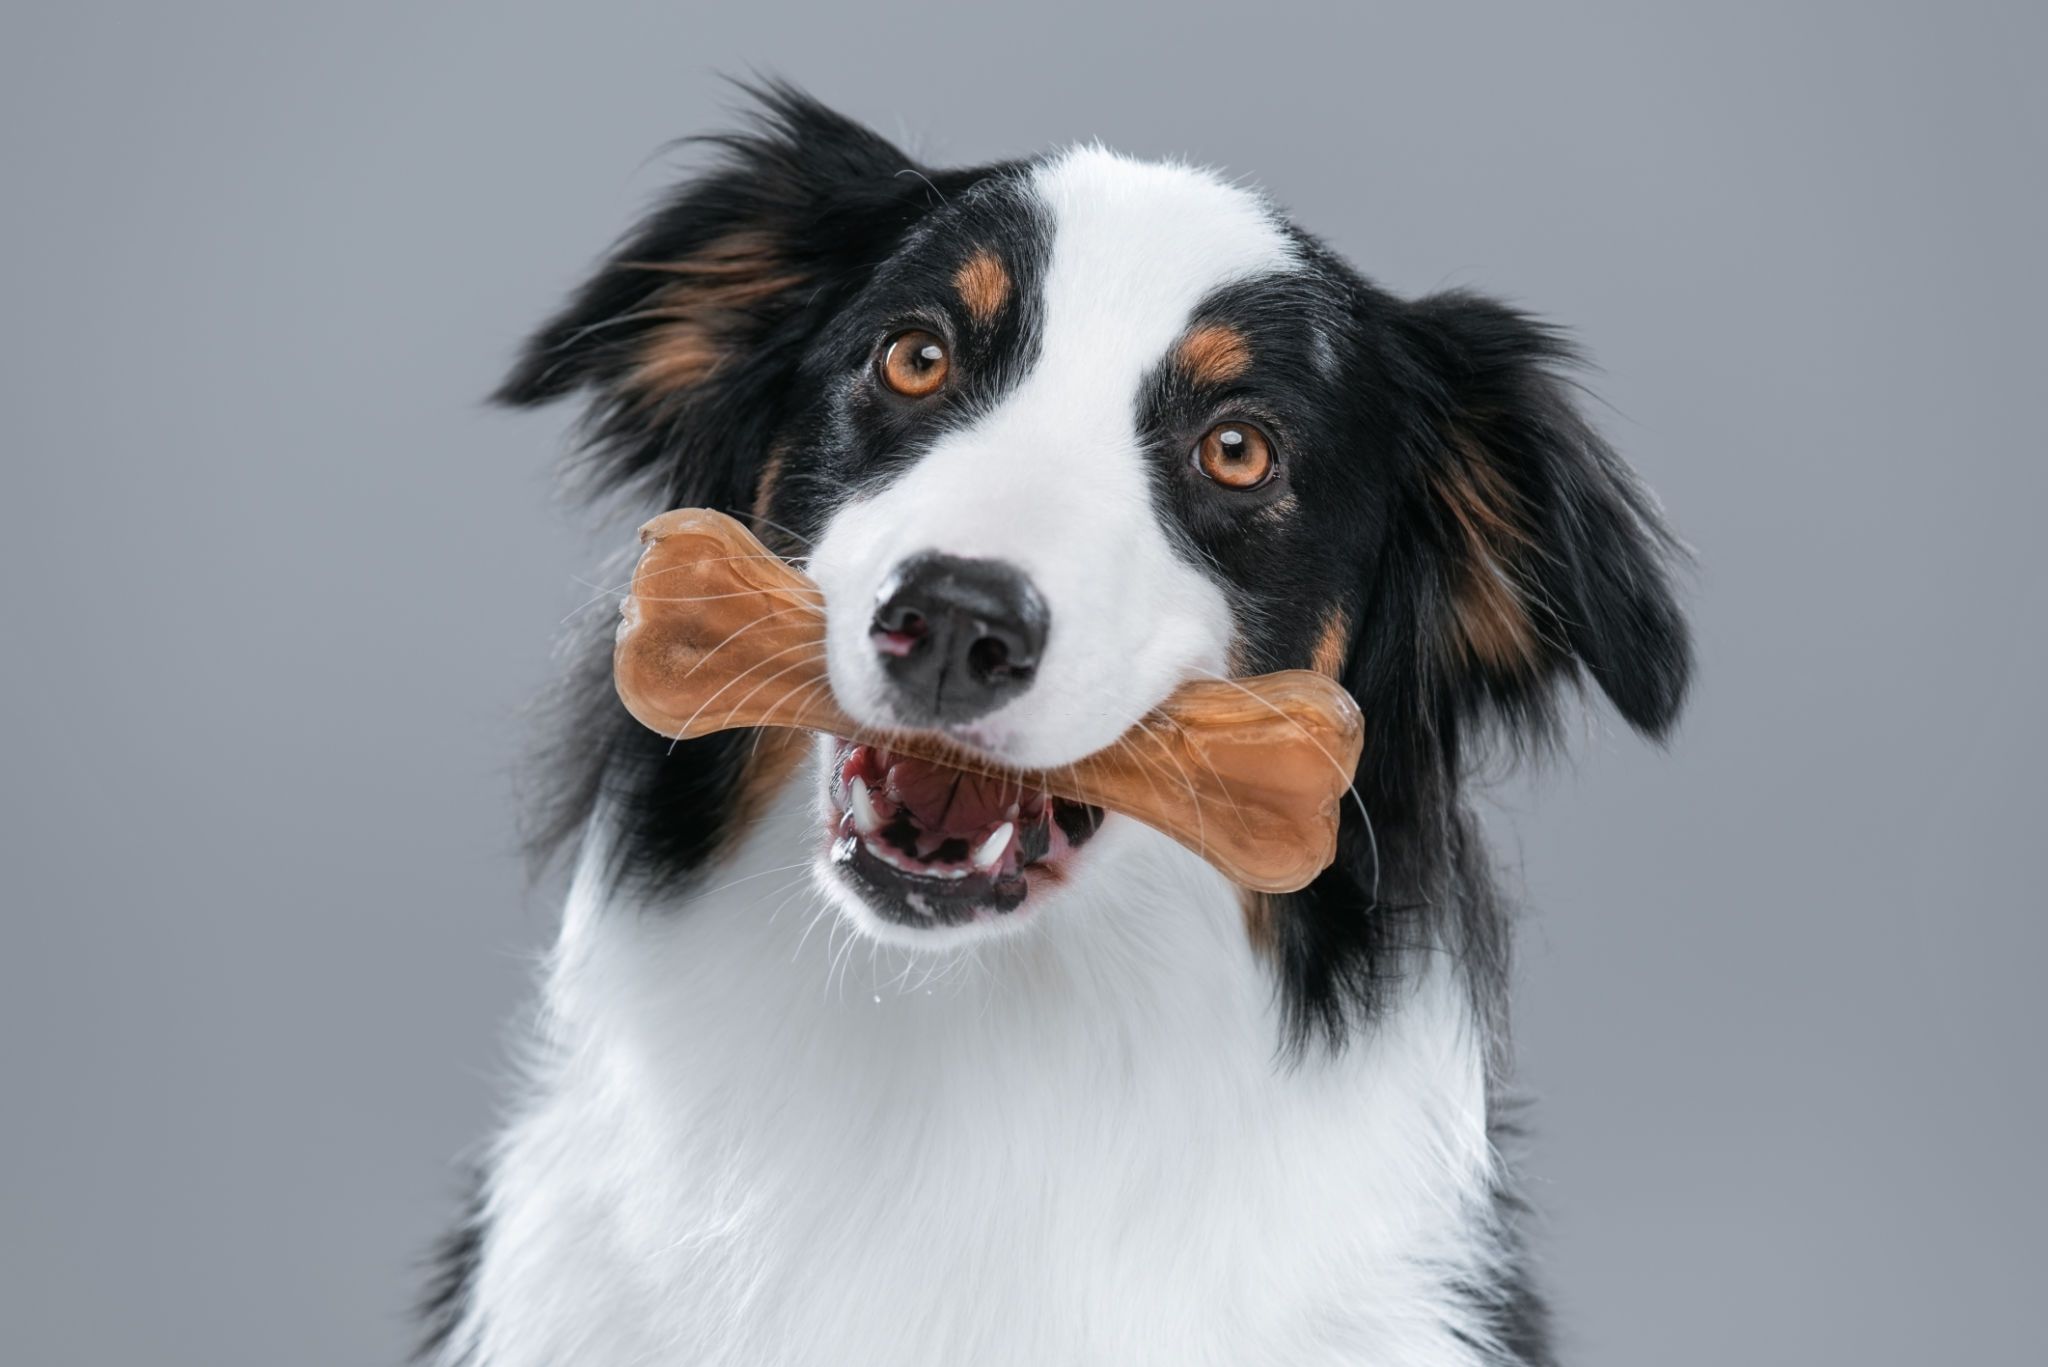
[832,834,1030,926]
[825,783,1106,930]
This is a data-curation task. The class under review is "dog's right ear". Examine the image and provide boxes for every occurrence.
[496,83,977,510]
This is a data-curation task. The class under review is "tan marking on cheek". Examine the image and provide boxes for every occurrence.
[1310,607,1351,679]
[1176,324,1253,385]
[1434,442,1541,673]
[624,232,807,397]
[752,443,788,536]
[953,249,1011,323]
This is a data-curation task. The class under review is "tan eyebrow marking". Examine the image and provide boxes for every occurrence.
[953,248,1011,323]
[1175,324,1254,385]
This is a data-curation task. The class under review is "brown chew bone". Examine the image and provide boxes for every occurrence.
[613,509,1365,894]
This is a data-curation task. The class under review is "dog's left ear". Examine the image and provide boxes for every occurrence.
[1393,290,1693,740]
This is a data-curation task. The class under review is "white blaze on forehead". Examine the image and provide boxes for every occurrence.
[812,147,1299,769]
[1028,145,1296,393]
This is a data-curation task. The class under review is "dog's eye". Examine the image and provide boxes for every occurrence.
[1193,422,1275,490]
[879,329,950,398]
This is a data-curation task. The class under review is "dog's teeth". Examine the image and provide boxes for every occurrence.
[850,776,882,836]
[971,822,1014,871]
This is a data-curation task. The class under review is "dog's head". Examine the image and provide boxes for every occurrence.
[503,88,1690,967]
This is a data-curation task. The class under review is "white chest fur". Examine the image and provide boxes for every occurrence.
[447,782,1506,1367]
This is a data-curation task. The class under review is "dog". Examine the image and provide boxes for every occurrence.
[422,85,1691,1367]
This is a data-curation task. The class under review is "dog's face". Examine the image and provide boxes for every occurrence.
[793,151,1360,942]
[807,151,1284,771]
[502,90,1690,963]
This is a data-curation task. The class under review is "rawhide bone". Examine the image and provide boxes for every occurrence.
[613,509,1365,893]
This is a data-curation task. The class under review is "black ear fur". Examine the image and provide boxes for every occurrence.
[1392,290,1693,745]
[495,82,984,511]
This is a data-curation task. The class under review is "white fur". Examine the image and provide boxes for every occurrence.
[447,777,1505,1367]
[812,147,1296,772]
[447,152,1507,1366]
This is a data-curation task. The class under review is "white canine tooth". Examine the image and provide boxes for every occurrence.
[972,821,1014,871]
[850,776,882,836]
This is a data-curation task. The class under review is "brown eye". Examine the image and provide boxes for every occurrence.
[1194,422,1275,490]
[879,329,950,397]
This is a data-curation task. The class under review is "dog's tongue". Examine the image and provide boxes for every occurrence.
[883,756,1024,837]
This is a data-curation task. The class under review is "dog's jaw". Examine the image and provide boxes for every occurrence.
[807,737,1107,949]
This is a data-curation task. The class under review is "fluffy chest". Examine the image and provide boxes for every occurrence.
[458,786,1501,1367]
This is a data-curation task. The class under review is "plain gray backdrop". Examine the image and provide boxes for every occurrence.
[5,2,2043,1363]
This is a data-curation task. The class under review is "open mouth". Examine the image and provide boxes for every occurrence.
[825,741,1104,929]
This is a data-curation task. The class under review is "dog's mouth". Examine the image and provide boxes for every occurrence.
[823,741,1104,929]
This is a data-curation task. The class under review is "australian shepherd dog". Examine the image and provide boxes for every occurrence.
[422,85,1692,1367]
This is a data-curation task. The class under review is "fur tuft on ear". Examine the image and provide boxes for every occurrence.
[495,82,986,511]
[1396,290,1693,743]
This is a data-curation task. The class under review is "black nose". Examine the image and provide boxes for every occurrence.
[870,553,1049,724]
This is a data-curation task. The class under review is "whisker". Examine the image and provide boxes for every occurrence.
[1128,717,1213,855]
[708,650,830,734]
[1103,732,1179,844]
[749,676,832,760]
[693,860,815,902]
[559,553,819,624]
[738,511,818,550]
[634,587,823,607]
[1182,664,1379,904]
[1140,712,1257,840]
[793,890,839,961]
[666,636,831,754]
[677,603,822,684]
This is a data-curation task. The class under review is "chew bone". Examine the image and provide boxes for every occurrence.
[613,509,1365,894]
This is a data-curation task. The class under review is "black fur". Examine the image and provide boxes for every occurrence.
[462,84,1691,1366]
[415,1174,485,1365]
[504,83,1038,894]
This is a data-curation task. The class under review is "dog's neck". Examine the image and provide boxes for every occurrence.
[450,773,1513,1367]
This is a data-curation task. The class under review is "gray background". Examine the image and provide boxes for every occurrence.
[4,2,2043,1363]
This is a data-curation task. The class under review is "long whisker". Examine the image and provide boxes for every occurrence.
[793,889,839,961]
[753,875,821,930]
[1182,664,1379,904]
[750,676,832,760]
[677,603,821,684]
[708,650,830,735]
[1102,732,1183,849]
[666,636,832,754]
[561,554,819,624]
[826,914,861,1001]
[634,586,823,608]
[738,511,818,551]
[693,860,815,902]
[1129,716,1220,854]
[1140,711,1257,840]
